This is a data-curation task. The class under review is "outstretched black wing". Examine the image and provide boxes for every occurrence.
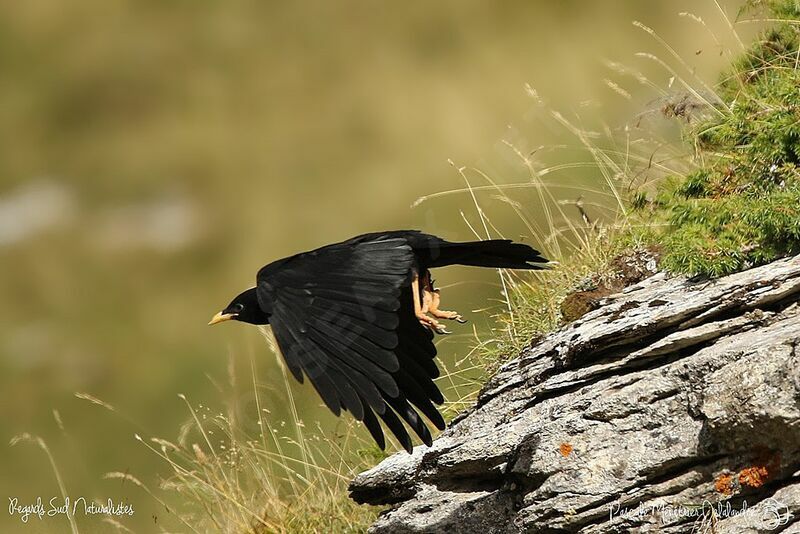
[256,234,445,452]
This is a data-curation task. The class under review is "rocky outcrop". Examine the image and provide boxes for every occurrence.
[350,255,800,533]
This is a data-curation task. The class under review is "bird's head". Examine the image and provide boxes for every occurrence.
[209,288,270,326]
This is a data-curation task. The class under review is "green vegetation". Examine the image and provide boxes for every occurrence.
[630,1,800,276]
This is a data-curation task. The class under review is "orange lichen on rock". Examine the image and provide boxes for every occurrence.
[714,473,735,495]
[559,443,573,457]
[739,466,768,488]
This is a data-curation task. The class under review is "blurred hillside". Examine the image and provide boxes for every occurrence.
[0,1,748,531]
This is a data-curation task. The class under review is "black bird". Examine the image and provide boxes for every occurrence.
[210,230,547,452]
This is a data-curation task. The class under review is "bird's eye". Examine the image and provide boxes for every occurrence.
[232,303,244,313]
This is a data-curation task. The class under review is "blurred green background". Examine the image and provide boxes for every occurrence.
[1,1,748,531]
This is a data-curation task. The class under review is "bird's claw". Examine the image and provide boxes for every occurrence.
[430,309,466,323]
[416,312,451,335]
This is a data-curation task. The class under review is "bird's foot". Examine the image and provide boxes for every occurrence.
[412,272,453,334]
[428,288,467,323]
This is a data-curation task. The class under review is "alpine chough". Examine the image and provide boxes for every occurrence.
[210,230,547,452]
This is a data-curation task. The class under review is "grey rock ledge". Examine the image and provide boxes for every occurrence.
[350,255,800,533]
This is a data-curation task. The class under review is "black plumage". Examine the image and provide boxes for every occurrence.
[210,230,547,452]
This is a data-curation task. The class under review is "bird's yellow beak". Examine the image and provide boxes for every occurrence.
[208,312,236,325]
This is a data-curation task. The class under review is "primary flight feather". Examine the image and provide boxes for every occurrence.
[210,230,547,452]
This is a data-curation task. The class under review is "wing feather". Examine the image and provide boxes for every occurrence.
[395,368,445,429]
[362,406,385,450]
[375,402,413,452]
[383,394,432,447]
[306,327,397,404]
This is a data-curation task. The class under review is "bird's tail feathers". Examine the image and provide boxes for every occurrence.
[431,239,549,269]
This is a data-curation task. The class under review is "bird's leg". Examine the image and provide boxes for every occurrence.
[412,272,450,334]
[424,275,467,323]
